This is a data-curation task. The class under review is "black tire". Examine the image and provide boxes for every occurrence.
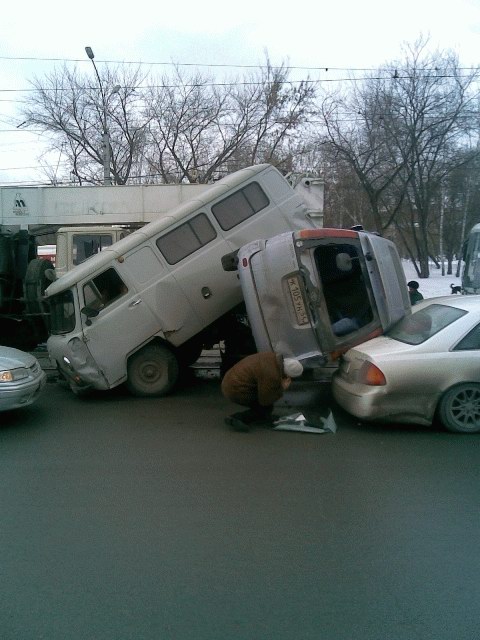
[437,383,480,433]
[24,258,55,315]
[126,343,179,397]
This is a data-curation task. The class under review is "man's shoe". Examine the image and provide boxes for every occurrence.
[225,416,250,432]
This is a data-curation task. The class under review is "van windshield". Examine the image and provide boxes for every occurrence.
[48,290,76,334]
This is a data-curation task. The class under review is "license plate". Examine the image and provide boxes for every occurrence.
[287,276,309,326]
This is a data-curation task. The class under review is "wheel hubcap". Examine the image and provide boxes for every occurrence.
[451,388,480,427]
[140,362,162,383]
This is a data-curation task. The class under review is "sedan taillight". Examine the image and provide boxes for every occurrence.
[359,361,386,386]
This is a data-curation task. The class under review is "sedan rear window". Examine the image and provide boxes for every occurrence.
[387,304,467,345]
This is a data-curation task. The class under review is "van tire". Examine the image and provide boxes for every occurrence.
[126,344,179,397]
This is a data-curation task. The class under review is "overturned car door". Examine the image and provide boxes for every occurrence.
[238,228,410,370]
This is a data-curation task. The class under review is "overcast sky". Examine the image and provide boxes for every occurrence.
[1,0,479,186]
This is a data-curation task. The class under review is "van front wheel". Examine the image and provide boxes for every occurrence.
[126,344,179,397]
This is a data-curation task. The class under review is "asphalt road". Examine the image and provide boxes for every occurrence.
[1,373,479,640]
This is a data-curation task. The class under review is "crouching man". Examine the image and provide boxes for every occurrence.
[221,352,304,432]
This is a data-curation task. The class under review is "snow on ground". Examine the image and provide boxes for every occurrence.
[402,260,462,300]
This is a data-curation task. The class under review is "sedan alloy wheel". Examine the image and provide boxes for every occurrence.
[438,383,480,433]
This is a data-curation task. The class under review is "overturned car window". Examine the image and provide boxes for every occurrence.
[315,244,374,336]
[387,304,466,345]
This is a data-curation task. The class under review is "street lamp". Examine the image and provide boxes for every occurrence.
[85,46,119,185]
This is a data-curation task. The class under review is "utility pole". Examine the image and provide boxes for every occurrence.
[85,47,119,185]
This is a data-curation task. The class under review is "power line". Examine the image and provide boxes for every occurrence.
[0,55,397,71]
[0,53,477,74]
[0,73,479,97]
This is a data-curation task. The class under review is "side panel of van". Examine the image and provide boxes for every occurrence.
[121,244,204,345]
[216,169,309,252]
[154,212,240,329]
[78,262,161,387]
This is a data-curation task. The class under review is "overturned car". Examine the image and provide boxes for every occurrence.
[237,227,411,376]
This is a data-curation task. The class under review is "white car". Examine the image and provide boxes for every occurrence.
[0,346,46,412]
[332,295,480,433]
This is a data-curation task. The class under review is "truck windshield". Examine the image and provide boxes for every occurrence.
[72,234,113,265]
[48,290,76,334]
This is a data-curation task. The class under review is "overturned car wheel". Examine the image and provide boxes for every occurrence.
[126,343,179,397]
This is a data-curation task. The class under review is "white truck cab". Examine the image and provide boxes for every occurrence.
[53,226,132,277]
[238,227,411,374]
[45,164,323,396]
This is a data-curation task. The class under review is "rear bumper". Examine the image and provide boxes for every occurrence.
[332,376,434,426]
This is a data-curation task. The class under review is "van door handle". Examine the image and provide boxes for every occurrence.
[130,299,142,307]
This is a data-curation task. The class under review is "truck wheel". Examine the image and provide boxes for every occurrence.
[24,258,55,315]
[126,344,179,397]
[437,383,480,433]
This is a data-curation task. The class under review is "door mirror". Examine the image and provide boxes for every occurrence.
[81,305,100,319]
[81,305,100,327]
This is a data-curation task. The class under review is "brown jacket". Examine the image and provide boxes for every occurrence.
[221,352,284,407]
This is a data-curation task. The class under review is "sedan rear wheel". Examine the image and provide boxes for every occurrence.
[438,383,480,433]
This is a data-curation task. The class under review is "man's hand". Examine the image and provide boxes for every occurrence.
[281,377,292,390]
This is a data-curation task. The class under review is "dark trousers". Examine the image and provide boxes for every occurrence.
[230,402,274,425]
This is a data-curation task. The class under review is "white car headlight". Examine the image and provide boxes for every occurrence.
[0,368,29,382]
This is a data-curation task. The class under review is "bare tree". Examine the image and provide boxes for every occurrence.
[142,66,247,183]
[21,54,316,186]
[22,63,150,185]
[142,60,315,183]
[388,39,480,276]
[235,58,316,171]
[318,74,409,234]
[313,37,480,275]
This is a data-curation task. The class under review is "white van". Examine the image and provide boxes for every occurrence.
[45,164,322,396]
[238,227,411,376]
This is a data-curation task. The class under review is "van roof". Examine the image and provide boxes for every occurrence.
[46,164,273,297]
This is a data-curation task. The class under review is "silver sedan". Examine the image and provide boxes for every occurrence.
[332,295,480,433]
[0,347,46,412]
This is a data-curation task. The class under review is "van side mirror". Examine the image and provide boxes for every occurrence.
[81,305,100,327]
[81,306,100,319]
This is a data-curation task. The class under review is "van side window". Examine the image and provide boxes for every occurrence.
[212,182,269,231]
[156,213,217,265]
[83,268,128,311]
